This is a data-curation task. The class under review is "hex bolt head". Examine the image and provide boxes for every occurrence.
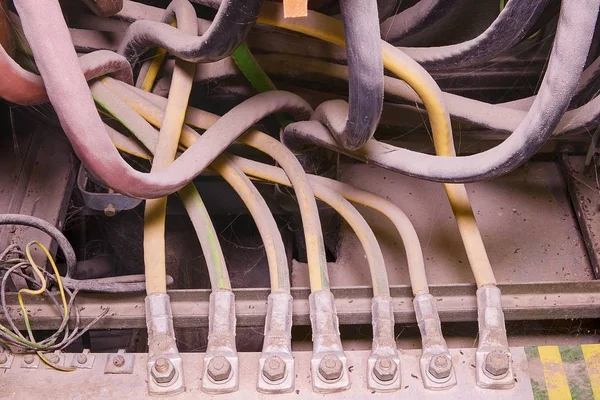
[262,356,286,382]
[207,356,232,382]
[485,351,510,377]
[151,358,176,384]
[76,354,88,365]
[318,355,343,381]
[23,354,34,365]
[112,355,126,368]
[373,357,398,382]
[0,353,7,364]
[428,355,452,380]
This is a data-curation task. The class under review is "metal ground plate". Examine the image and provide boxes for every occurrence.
[0,348,533,399]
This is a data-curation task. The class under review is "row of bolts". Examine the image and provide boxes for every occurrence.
[148,350,509,386]
[0,350,509,383]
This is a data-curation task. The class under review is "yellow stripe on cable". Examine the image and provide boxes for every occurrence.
[257,2,496,287]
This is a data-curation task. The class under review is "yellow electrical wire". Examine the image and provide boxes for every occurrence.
[141,47,168,91]
[20,241,76,371]
[257,2,496,287]
[142,9,197,294]
[100,79,426,297]
[97,89,289,293]
[139,20,177,91]
[97,91,429,296]
[103,78,330,293]
[211,154,290,293]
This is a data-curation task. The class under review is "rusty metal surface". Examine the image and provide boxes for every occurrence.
[3,280,600,330]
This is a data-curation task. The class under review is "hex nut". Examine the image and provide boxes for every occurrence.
[428,355,452,380]
[373,357,397,382]
[262,356,286,382]
[151,358,176,384]
[207,356,232,382]
[485,351,510,377]
[318,355,343,381]
[0,353,8,364]
[112,355,126,368]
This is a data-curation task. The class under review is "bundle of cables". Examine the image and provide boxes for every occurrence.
[0,242,108,371]
[0,0,598,386]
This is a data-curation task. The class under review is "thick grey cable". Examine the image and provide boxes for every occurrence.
[15,0,312,199]
[380,0,456,42]
[312,0,384,151]
[397,0,551,70]
[117,0,263,64]
[0,214,77,278]
[284,0,599,183]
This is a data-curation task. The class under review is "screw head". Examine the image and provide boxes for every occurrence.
[0,353,8,364]
[48,354,60,364]
[428,355,452,380]
[23,354,34,364]
[151,358,176,384]
[207,356,232,382]
[112,355,126,367]
[485,351,510,377]
[318,355,343,381]
[373,357,397,382]
[76,354,88,364]
[262,356,286,382]
[104,204,116,217]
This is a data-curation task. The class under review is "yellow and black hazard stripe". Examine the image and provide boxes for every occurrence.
[525,344,600,400]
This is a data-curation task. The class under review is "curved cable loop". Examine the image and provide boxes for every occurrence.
[312,0,384,151]
[117,0,264,64]
[0,47,132,106]
[283,0,599,183]
[397,0,551,70]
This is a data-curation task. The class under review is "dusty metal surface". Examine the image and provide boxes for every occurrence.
[560,154,600,278]
[4,280,600,330]
[0,349,533,399]
[293,160,593,288]
[0,113,75,268]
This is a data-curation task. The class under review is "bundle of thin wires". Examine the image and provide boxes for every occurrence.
[0,242,108,370]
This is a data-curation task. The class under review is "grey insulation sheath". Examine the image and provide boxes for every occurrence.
[0,46,132,106]
[313,0,384,151]
[397,0,551,70]
[246,53,600,136]
[14,0,312,199]
[283,0,599,183]
[117,0,263,64]
[60,275,174,293]
[380,0,456,42]
[0,214,77,278]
